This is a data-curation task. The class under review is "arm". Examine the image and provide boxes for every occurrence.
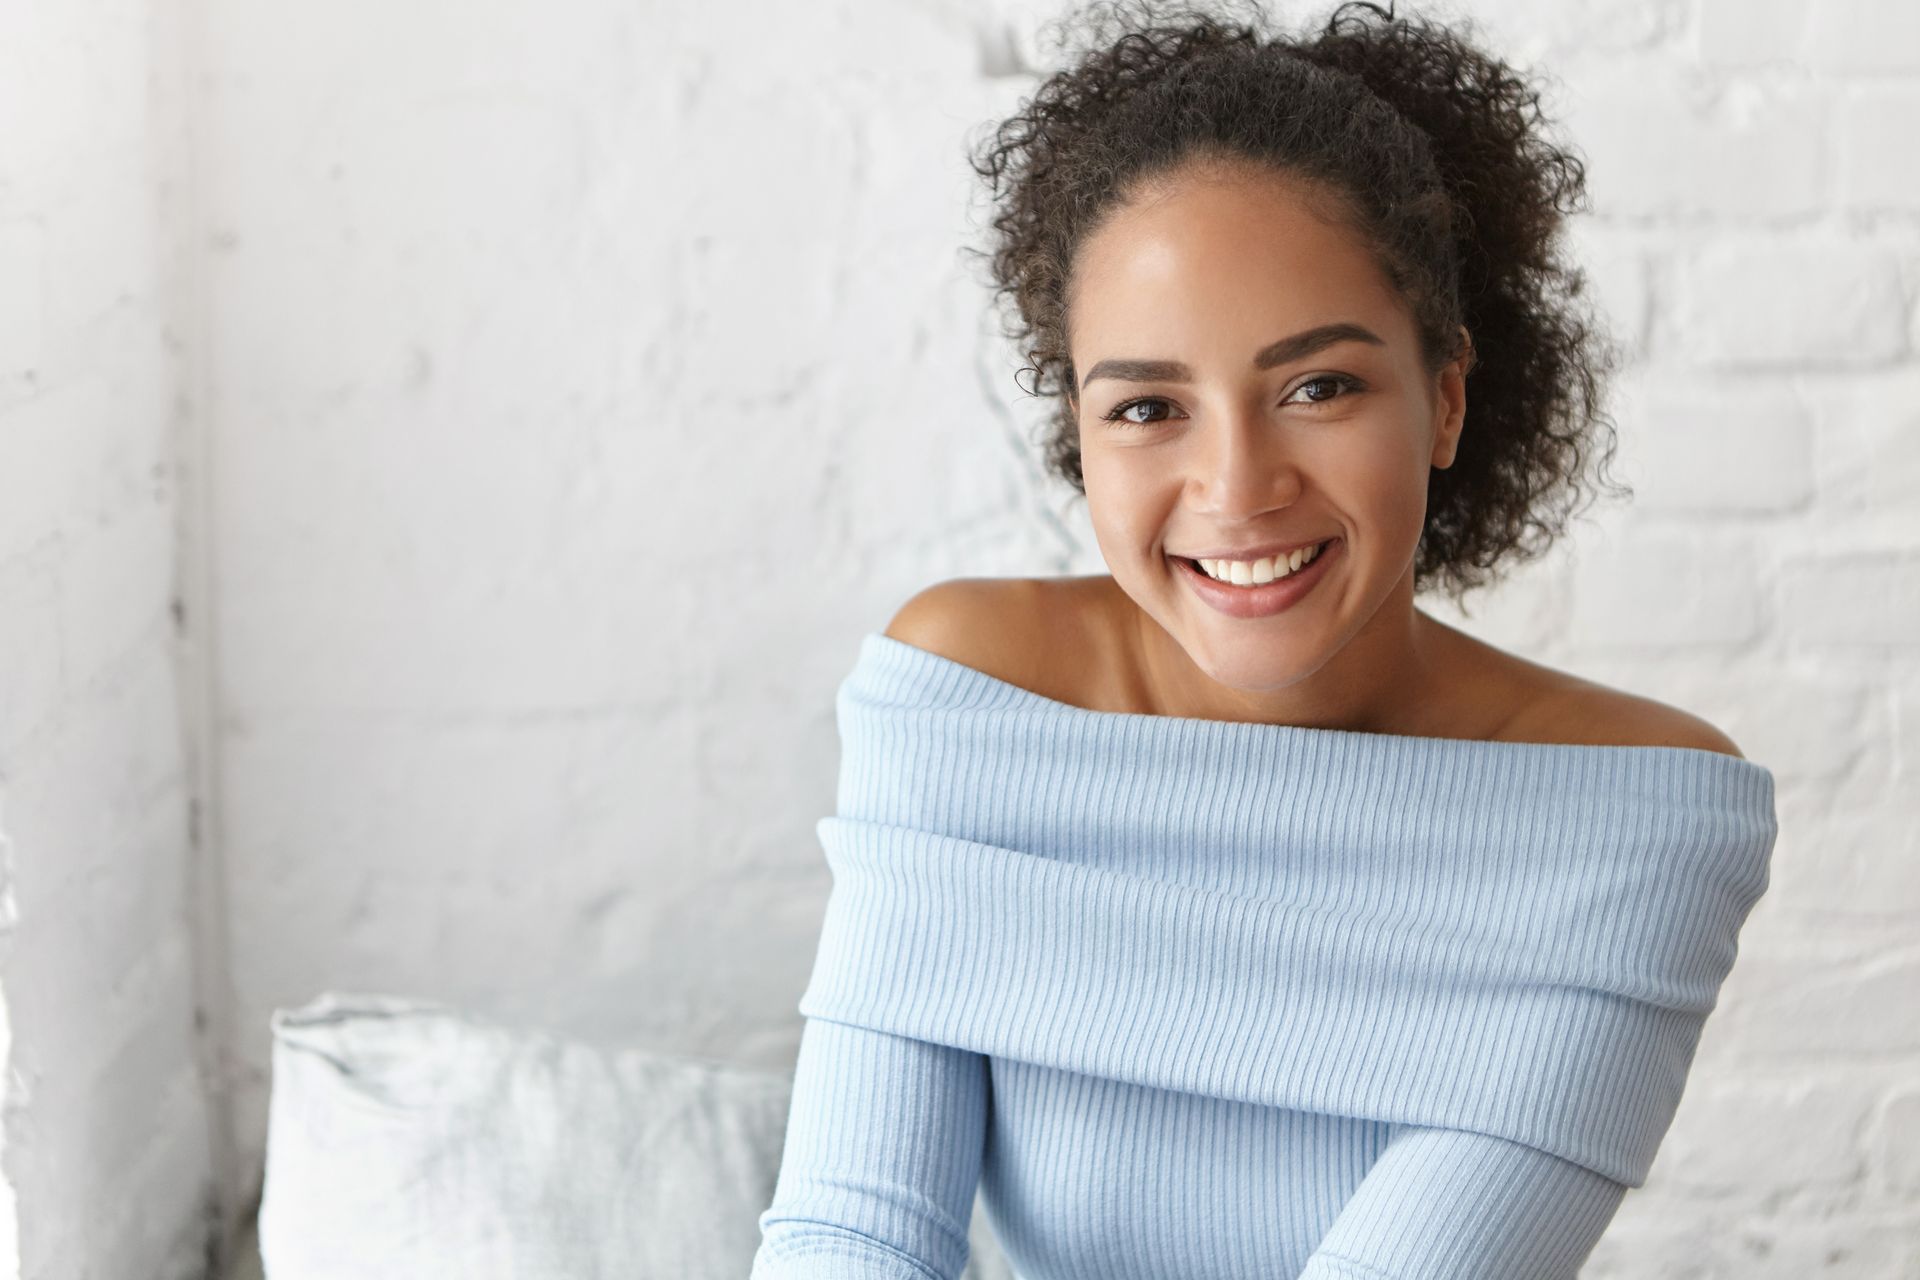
[751,1015,990,1280]
[1298,1126,1630,1280]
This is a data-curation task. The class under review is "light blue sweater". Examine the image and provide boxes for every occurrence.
[752,633,1779,1280]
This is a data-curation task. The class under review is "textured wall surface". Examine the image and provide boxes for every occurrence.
[0,0,228,1277]
[2,0,1916,1276]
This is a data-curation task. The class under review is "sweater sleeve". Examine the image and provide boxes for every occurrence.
[750,1014,990,1280]
[1297,1125,1631,1280]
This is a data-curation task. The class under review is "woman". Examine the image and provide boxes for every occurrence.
[751,3,1778,1277]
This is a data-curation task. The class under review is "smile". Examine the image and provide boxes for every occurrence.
[1171,538,1340,618]
[1190,540,1330,584]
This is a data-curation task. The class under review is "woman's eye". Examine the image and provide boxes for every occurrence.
[1288,373,1362,406]
[1101,397,1174,427]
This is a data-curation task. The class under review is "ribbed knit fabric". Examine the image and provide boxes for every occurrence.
[751,633,1779,1280]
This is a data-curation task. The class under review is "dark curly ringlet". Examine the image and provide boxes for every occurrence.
[962,0,1631,604]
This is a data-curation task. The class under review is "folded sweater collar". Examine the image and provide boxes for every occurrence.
[797,632,1781,1188]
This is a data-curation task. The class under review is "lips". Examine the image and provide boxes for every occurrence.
[1171,537,1341,619]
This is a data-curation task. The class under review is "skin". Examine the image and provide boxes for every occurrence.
[1064,159,1491,736]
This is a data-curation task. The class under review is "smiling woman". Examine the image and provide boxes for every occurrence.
[750,3,1778,1278]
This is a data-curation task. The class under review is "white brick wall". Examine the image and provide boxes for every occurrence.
[3,1,1915,1276]
[0,0,229,1277]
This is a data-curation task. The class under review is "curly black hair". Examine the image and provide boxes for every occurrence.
[963,0,1630,604]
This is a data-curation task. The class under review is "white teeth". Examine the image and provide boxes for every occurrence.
[1197,541,1324,585]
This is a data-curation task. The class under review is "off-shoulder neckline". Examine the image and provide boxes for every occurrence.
[862,631,1772,775]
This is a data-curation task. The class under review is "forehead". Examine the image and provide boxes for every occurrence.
[1068,170,1406,353]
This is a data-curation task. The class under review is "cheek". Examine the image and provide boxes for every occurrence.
[1359,454,1435,548]
[1306,427,1431,546]
[1082,446,1165,510]
[1082,450,1180,556]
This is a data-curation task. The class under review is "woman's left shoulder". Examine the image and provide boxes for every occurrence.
[1510,672,1747,758]
[1433,618,1747,757]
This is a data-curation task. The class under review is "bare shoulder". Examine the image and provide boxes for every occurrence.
[1511,675,1747,758]
[1424,618,1747,756]
[882,576,1048,677]
[881,574,1115,703]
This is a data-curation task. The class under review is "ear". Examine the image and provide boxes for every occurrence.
[1429,326,1473,470]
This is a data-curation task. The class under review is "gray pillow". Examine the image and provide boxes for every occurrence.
[257,991,1013,1280]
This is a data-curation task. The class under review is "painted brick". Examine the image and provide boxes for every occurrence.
[1836,85,1920,212]
[1564,226,1654,359]
[1455,0,1689,60]
[1658,1076,1869,1192]
[1808,368,1920,547]
[0,220,45,379]
[0,557,64,759]
[1732,951,1920,1057]
[1618,373,1815,513]
[1567,528,1764,649]
[1670,240,1910,369]
[54,502,175,698]
[0,0,210,1275]
[1770,781,1920,917]
[1807,0,1920,74]
[1872,1089,1920,1198]
[1696,0,1811,67]
[1571,71,1828,223]
[1778,549,1920,648]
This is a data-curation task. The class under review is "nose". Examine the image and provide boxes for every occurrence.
[1185,404,1305,520]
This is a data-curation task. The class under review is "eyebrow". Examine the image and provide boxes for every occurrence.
[1078,321,1387,391]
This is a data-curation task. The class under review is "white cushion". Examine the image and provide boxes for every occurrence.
[257,990,1014,1280]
